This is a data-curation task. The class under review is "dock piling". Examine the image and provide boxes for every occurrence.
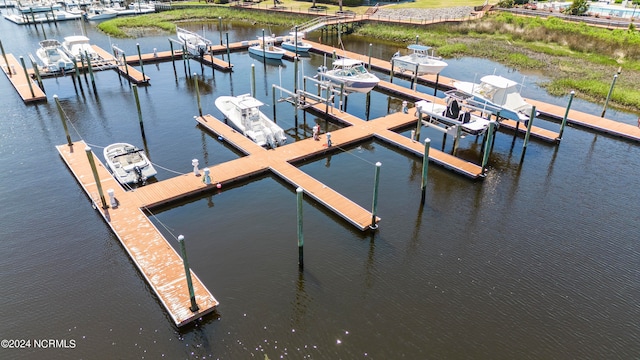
[193,73,202,117]
[522,106,536,151]
[272,84,277,122]
[433,73,440,96]
[370,162,382,229]
[121,52,131,87]
[415,107,422,141]
[225,32,231,65]
[85,146,108,209]
[132,84,146,138]
[169,40,176,73]
[601,68,620,118]
[136,43,145,82]
[368,43,372,71]
[54,95,72,147]
[218,17,223,46]
[421,138,430,204]
[296,187,304,268]
[84,51,96,93]
[251,64,255,98]
[177,235,199,312]
[558,91,575,141]
[1,40,9,76]
[481,121,496,176]
[19,56,35,98]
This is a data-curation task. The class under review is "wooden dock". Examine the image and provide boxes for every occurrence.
[92,45,150,84]
[1,53,47,103]
[56,141,218,327]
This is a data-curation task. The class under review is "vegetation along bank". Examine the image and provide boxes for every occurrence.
[99,7,640,112]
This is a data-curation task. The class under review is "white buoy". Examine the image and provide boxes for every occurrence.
[192,159,200,176]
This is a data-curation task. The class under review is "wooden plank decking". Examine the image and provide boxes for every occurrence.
[1,53,47,103]
[56,141,218,327]
[92,45,150,84]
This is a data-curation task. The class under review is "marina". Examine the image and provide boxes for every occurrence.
[1,12,639,359]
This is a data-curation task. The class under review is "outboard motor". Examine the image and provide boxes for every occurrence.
[134,166,145,185]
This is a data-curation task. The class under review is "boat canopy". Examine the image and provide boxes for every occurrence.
[407,44,432,52]
[333,58,365,68]
[39,39,61,48]
[234,95,264,109]
[480,75,519,89]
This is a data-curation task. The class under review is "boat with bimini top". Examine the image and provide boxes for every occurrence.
[391,44,448,75]
[316,58,380,94]
[35,39,75,73]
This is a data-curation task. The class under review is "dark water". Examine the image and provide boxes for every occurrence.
[1,13,639,360]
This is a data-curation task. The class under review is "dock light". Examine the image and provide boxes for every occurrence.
[192,159,200,176]
[202,168,211,185]
[107,189,117,208]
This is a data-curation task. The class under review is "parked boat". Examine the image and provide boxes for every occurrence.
[35,39,75,73]
[316,58,380,93]
[248,36,286,60]
[83,6,118,20]
[103,143,157,185]
[62,35,99,61]
[280,32,312,53]
[450,75,535,122]
[215,94,287,148]
[17,1,63,13]
[176,26,211,56]
[391,44,448,75]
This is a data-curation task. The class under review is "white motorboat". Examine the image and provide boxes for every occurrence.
[83,6,118,20]
[248,36,286,60]
[62,35,99,61]
[414,99,492,136]
[280,32,312,53]
[391,44,448,75]
[35,39,75,73]
[176,26,211,56]
[215,94,287,148]
[316,58,380,93]
[103,143,157,185]
[451,75,535,122]
[17,1,63,13]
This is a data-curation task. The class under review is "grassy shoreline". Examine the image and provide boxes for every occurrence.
[99,8,640,112]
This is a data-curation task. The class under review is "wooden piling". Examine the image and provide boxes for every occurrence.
[558,91,575,141]
[296,187,304,268]
[370,162,381,229]
[421,138,430,204]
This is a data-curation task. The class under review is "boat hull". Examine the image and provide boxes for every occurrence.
[391,55,448,75]
[280,41,311,53]
[317,72,378,93]
[248,45,285,60]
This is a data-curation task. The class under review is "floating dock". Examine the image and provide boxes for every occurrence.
[56,142,218,327]
[1,53,46,102]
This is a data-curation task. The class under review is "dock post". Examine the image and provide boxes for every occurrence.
[558,91,575,141]
[251,64,256,98]
[415,107,422,141]
[218,17,223,46]
[85,51,96,93]
[453,125,461,155]
[262,29,266,59]
[296,187,304,268]
[29,55,44,92]
[177,235,199,312]
[225,32,231,65]
[433,73,440,96]
[0,40,9,76]
[19,56,35,98]
[132,84,146,138]
[85,146,108,209]
[365,92,371,120]
[522,106,536,152]
[193,73,202,117]
[390,61,394,83]
[367,43,372,71]
[415,35,419,44]
[54,95,73,147]
[169,40,176,73]
[601,68,620,118]
[272,84,277,122]
[481,121,496,176]
[120,52,131,87]
[339,83,344,111]
[73,56,83,92]
[421,138,431,204]
[294,55,298,95]
[370,162,382,229]
[411,63,419,90]
[136,43,145,82]
[192,159,200,176]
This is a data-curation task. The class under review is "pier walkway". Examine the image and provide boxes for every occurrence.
[56,141,218,327]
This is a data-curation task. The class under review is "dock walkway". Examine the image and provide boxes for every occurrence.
[1,53,46,103]
[56,142,218,327]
